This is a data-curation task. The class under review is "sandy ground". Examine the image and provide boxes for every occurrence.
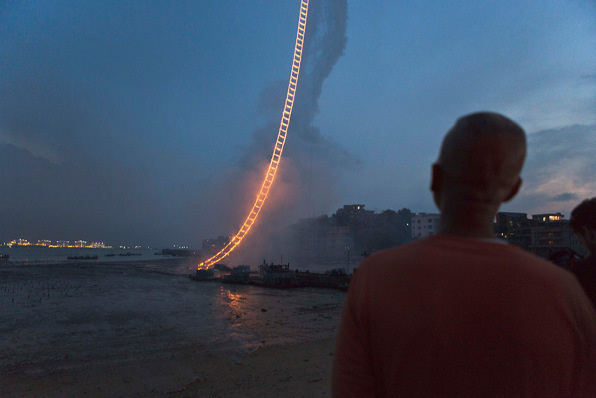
[1,338,336,397]
[1,259,344,397]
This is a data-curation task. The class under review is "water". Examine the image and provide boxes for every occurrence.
[0,246,171,264]
[0,258,346,373]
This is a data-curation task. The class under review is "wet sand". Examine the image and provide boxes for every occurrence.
[0,259,345,397]
[2,338,336,397]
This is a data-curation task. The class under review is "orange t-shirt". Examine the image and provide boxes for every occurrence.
[333,235,596,397]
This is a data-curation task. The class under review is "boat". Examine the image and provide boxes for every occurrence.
[67,255,98,260]
[259,262,296,288]
[222,265,251,284]
[189,269,216,281]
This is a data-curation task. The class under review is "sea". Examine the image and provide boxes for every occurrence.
[0,246,166,264]
[0,255,346,373]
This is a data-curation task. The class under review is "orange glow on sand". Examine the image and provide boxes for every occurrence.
[198,0,310,270]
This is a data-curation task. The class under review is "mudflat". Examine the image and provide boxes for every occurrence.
[1,259,345,397]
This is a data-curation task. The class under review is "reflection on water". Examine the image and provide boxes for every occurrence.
[211,282,346,354]
[219,286,246,313]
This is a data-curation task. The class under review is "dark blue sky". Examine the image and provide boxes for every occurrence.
[1,0,595,247]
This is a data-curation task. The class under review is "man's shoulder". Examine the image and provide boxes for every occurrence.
[363,234,526,263]
[359,234,565,278]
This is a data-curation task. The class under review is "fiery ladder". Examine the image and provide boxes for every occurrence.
[199,0,310,269]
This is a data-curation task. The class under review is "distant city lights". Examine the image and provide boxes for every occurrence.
[1,239,158,250]
[3,239,112,249]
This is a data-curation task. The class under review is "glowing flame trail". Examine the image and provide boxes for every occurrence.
[199,0,310,269]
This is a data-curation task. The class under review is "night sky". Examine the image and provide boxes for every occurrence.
[1,0,595,248]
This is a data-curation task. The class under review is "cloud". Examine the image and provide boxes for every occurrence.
[548,192,579,202]
[507,123,596,216]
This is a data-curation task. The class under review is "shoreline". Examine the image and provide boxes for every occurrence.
[1,337,337,397]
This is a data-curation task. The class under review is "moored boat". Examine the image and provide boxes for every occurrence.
[67,255,98,260]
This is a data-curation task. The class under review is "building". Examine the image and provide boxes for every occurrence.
[333,204,374,228]
[495,212,532,249]
[411,213,440,239]
[529,213,585,259]
[495,211,586,262]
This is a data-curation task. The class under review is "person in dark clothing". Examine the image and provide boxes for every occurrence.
[570,197,596,308]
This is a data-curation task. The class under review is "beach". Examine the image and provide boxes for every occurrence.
[3,338,336,397]
[0,258,345,397]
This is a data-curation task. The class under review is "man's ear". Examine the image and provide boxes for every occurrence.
[503,177,522,203]
[431,164,442,193]
[431,164,442,210]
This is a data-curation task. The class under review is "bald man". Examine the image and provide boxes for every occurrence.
[332,112,596,397]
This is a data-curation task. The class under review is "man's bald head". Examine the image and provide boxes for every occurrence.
[433,112,526,208]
